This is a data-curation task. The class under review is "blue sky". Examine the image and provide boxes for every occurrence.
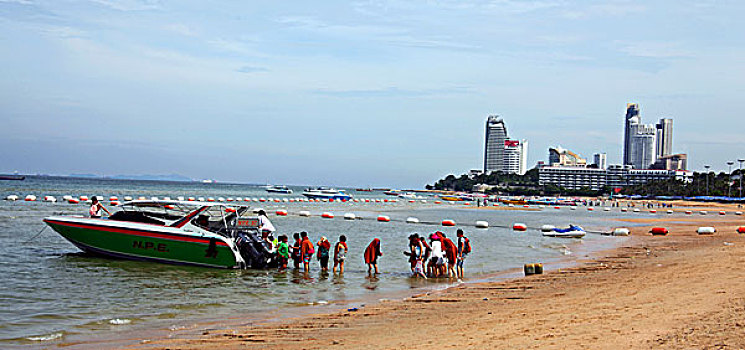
[1,0,744,188]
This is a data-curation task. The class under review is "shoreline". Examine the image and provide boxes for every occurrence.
[127,207,745,349]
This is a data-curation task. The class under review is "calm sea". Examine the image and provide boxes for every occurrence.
[0,176,634,348]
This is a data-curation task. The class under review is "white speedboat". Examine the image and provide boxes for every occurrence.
[543,225,586,238]
[302,187,353,200]
[398,192,420,199]
[265,185,293,194]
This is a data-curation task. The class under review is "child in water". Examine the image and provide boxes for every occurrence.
[276,235,289,272]
[333,235,348,274]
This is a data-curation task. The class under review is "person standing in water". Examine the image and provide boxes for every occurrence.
[89,196,111,218]
[364,238,383,275]
[333,235,348,274]
[440,232,457,278]
[276,235,289,272]
[291,233,302,269]
[300,231,314,273]
[316,236,331,272]
[456,229,471,279]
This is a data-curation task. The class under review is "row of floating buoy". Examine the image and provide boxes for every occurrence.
[649,226,745,235]
[5,194,745,216]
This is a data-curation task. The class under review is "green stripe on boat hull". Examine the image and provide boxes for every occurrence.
[46,221,239,268]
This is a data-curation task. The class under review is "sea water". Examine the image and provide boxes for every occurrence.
[0,177,634,347]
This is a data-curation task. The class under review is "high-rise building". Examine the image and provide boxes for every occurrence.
[655,118,673,158]
[504,139,528,175]
[593,153,607,169]
[548,147,587,167]
[629,123,657,169]
[484,116,508,173]
[651,153,687,170]
[623,103,640,166]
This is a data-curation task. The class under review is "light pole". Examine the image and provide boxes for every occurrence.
[727,161,734,197]
[739,159,744,198]
[704,165,711,196]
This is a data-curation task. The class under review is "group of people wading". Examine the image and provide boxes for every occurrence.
[257,210,473,278]
[406,229,471,279]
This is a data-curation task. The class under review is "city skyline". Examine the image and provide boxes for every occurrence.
[1,1,744,188]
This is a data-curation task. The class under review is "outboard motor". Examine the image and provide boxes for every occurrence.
[231,216,276,268]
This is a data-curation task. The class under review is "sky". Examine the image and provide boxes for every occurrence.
[1,0,744,188]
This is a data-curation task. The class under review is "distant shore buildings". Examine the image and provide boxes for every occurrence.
[537,103,691,191]
[483,116,527,175]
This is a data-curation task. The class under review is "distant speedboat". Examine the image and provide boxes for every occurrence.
[383,190,400,196]
[0,174,24,181]
[265,185,293,194]
[201,179,215,184]
[398,192,419,199]
[302,187,353,200]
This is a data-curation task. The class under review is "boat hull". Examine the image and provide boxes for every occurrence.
[542,231,586,238]
[302,192,353,200]
[44,218,240,268]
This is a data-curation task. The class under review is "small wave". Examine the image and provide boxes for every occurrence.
[109,318,131,325]
[26,332,63,341]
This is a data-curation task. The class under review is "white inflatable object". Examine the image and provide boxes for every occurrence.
[25,195,37,201]
[406,217,420,224]
[344,213,356,220]
[475,220,489,228]
[697,227,716,235]
[541,224,556,232]
[611,228,630,236]
[6,195,18,201]
[298,211,311,217]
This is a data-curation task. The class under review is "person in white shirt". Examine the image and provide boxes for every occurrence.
[257,210,276,239]
[428,232,445,277]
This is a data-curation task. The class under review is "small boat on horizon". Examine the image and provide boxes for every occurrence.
[43,200,277,269]
[0,174,25,181]
[265,185,293,194]
[302,187,353,201]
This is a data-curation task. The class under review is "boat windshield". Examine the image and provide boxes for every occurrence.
[190,205,250,238]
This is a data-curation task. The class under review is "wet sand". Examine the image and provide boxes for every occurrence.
[127,207,745,349]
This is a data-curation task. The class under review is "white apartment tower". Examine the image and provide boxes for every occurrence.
[504,139,528,175]
[484,116,508,173]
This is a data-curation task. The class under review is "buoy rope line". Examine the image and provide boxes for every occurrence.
[23,225,47,244]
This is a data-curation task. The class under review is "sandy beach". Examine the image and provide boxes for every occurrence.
[123,205,745,350]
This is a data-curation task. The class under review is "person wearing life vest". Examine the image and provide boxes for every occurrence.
[440,232,457,279]
[316,236,331,272]
[364,238,383,275]
[276,235,289,272]
[300,231,314,273]
[456,229,472,279]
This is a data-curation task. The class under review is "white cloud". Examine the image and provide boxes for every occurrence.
[163,23,196,37]
[88,0,160,12]
[618,41,692,59]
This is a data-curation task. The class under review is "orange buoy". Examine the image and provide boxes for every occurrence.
[513,223,527,231]
[587,207,594,211]
[68,198,79,204]
[110,201,119,206]
[554,206,561,210]
[109,196,118,201]
[524,205,530,208]
[719,211,726,216]
[434,201,442,204]
[650,227,668,235]
[463,202,471,206]
[685,210,693,215]
[377,215,390,222]
[79,196,89,201]
[441,219,456,227]
[276,210,288,216]
[649,210,657,214]
[737,227,745,234]
[321,212,334,219]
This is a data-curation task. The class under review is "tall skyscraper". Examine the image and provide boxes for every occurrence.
[484,115,508,173]
[504,139,528,175]
[623,103,640,166]
[655,118,673,158]
[593,153,607,169]
[630,123,657,169]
